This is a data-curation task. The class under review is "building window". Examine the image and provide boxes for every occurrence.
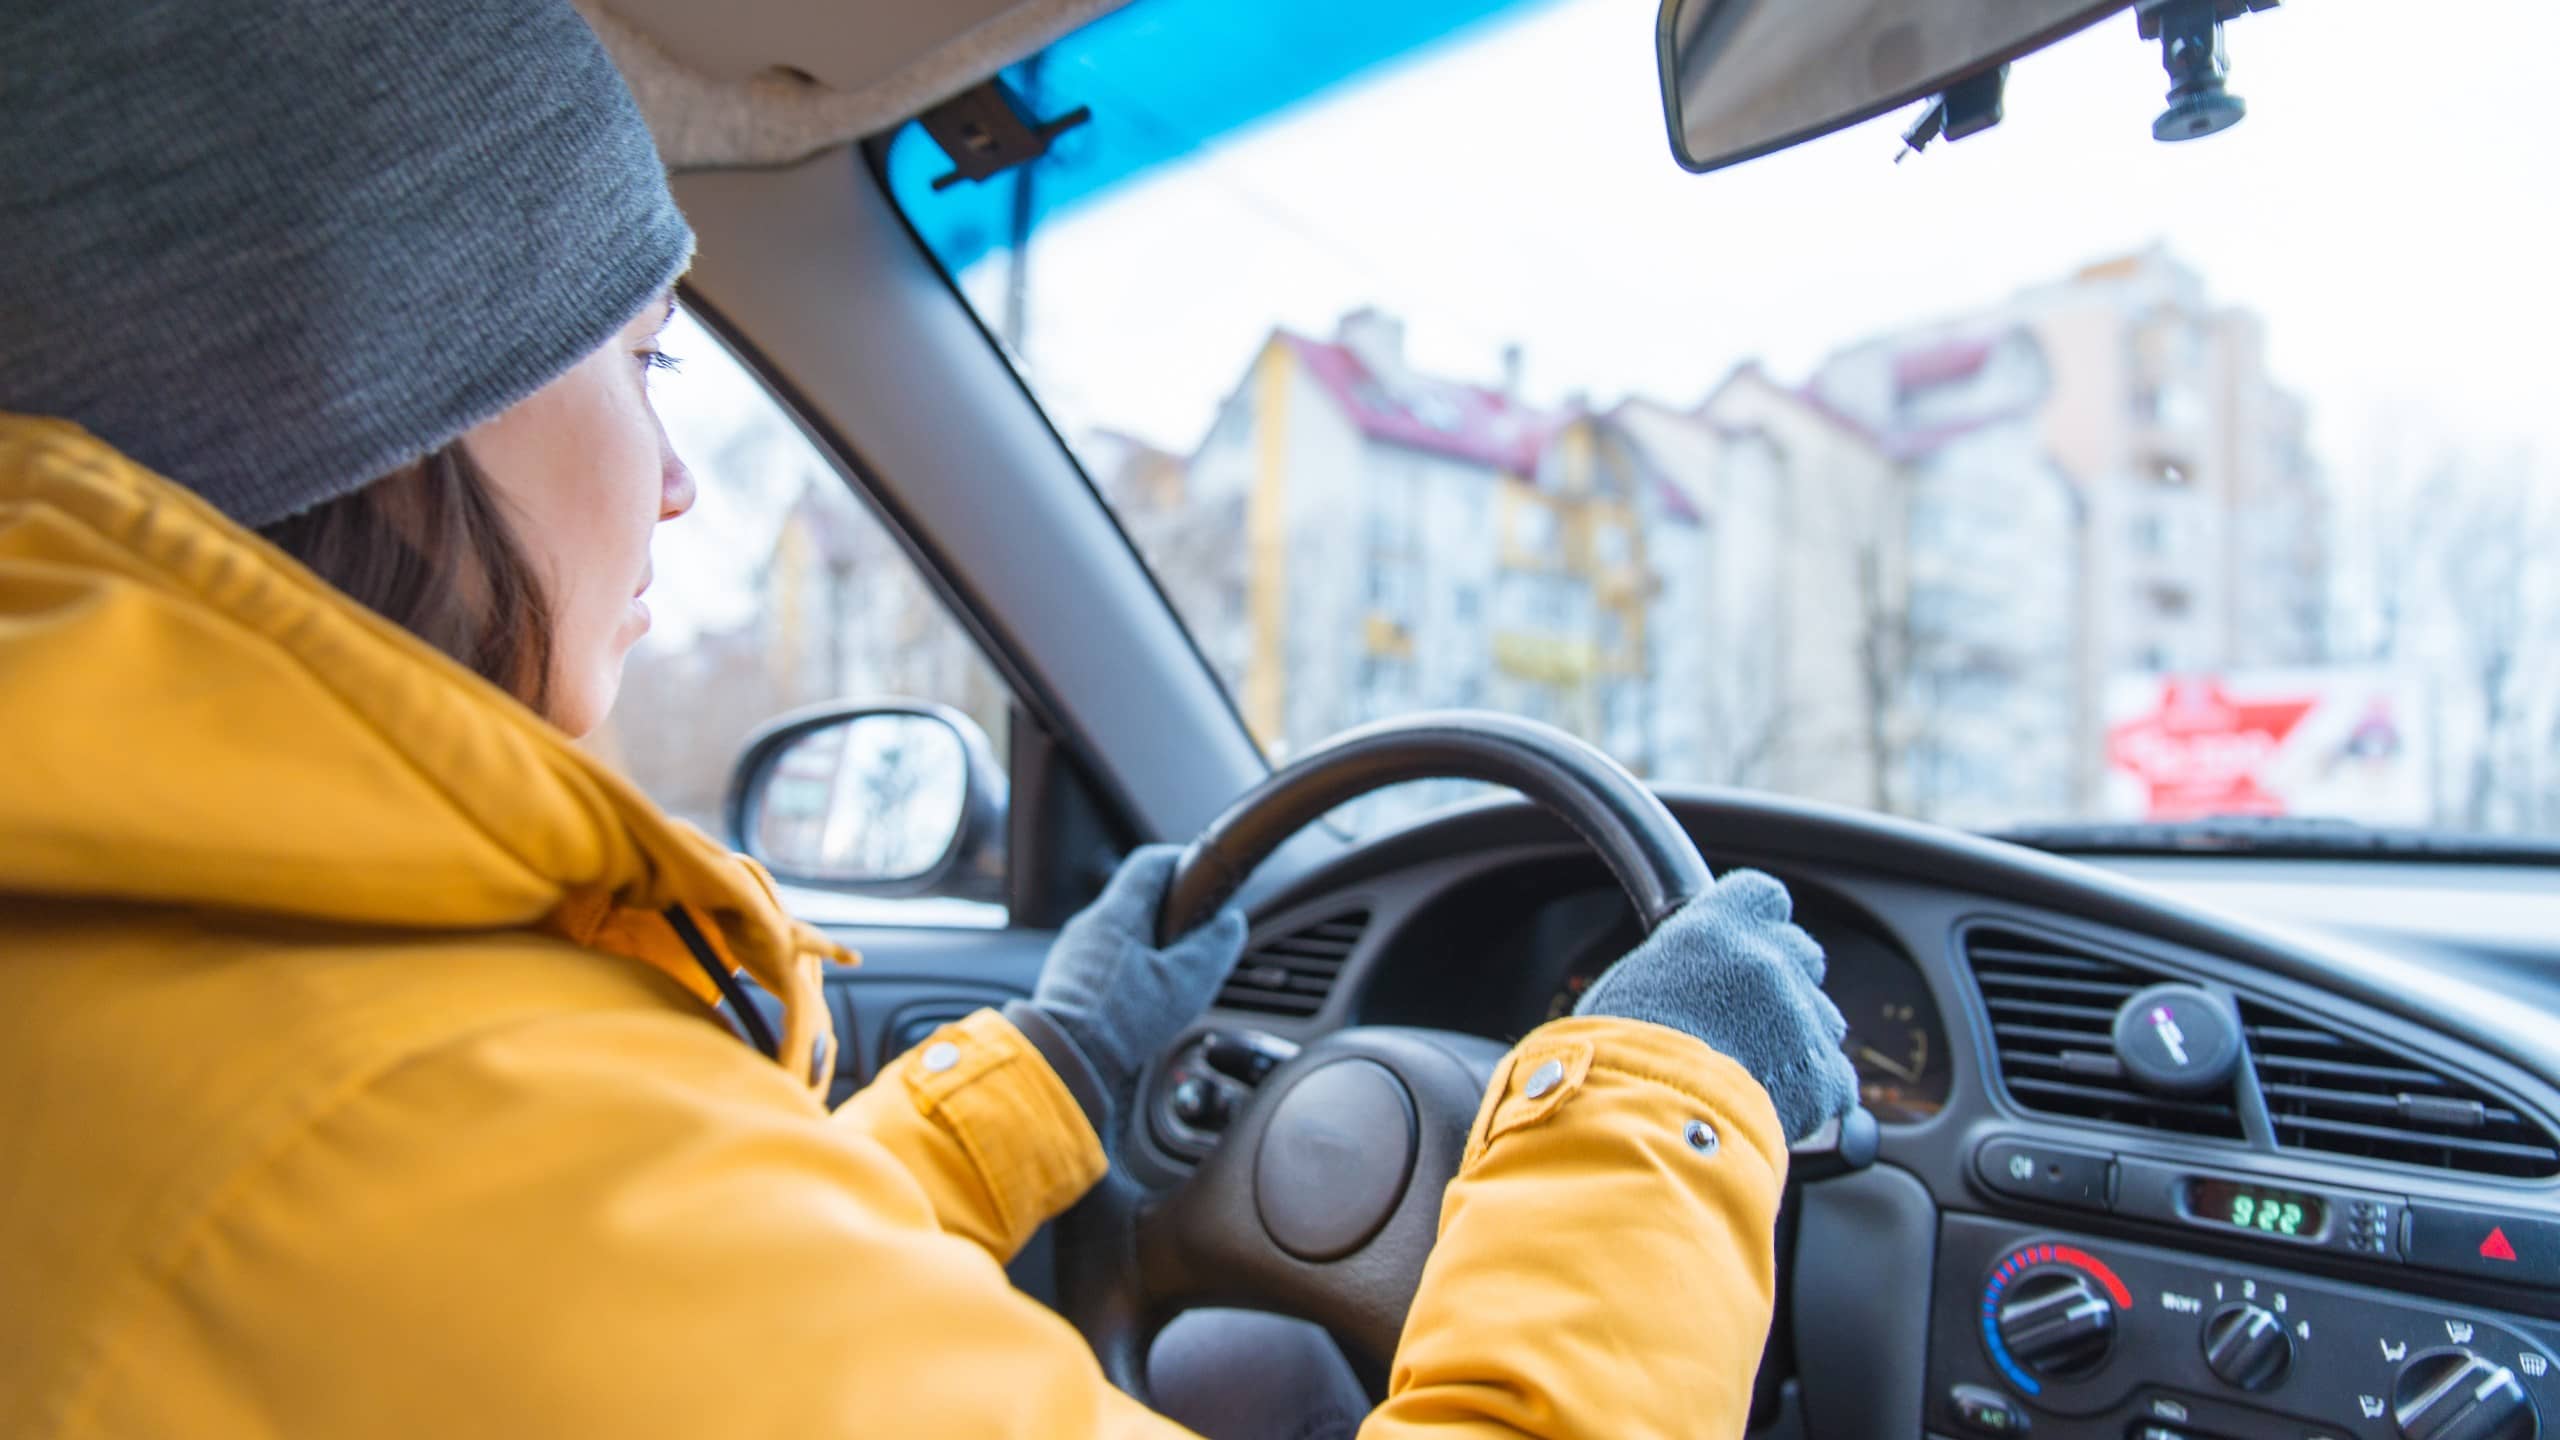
[1597,607,1628,656]
[1368,492,1413,554]
[1358,654,1408,706]
[1593,521,1632,570]
[1508,493,1559,559]
[1369,553,1420,618]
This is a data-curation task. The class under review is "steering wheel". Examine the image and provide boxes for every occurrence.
[1055,712,1733,1395]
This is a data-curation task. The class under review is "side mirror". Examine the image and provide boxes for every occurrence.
[725,701,1008,904]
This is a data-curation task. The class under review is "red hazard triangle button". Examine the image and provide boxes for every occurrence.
[2406,1204,2555,1284]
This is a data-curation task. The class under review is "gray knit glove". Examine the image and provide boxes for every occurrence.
[1029,845,1249,1119]
[1575,869,1858,1143]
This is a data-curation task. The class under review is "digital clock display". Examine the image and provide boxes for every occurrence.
[2188,1179,2326,1239]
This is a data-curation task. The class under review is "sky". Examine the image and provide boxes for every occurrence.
[939,0,2560,478]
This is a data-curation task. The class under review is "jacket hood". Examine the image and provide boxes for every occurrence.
[0,415,843,1082]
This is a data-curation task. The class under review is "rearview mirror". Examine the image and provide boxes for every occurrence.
[725,702,1007,903]
[1656,0,2130,173]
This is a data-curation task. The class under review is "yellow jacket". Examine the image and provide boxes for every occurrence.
[0,415,1790,1438]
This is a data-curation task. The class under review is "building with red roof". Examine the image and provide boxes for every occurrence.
[1104,308,1817,821]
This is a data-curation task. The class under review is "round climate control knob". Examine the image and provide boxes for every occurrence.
[2200,1302,2292,1392]
[2394,1347,2540,1440]
[1995,1267,2118,1378]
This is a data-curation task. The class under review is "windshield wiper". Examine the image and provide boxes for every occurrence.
[1989,815,2560,865]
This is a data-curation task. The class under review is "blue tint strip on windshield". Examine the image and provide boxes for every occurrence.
[884,0,1556,273]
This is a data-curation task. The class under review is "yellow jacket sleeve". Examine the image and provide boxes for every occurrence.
[89,1007,1779,1439]
[829,1007,1107,1264]
[1363,1015,1789,1439]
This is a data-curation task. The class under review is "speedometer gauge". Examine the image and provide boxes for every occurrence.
[1528,891,1951,1123]
[1823,928,1952,1123]
[1544,968,1596,1025]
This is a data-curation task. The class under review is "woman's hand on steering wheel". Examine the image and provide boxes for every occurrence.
[1050,713,1875,1394]
[1573,868,1860,1143]
[1026,845,1247,1130]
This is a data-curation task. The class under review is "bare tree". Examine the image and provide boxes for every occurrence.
[600,625,786,832]
[1698,690,1790,790]
[1853,543,1966,814]
[2332,429,2556,833]
[2427,452,2546,831]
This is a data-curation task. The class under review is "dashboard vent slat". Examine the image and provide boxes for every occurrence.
[2241,1000,2560,1178]
[1992,1021,2121,1051]
[1986,997,2125,1025]
[1218,910,1370,1017]
[1964,947,2141,985]
[1962,927,2244,1141]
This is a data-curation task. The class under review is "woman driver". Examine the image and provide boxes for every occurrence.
[0,2,1855,1435]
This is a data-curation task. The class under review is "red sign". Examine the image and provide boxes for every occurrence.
[2106,678,2317,821]
[2481,1226,2519,1263]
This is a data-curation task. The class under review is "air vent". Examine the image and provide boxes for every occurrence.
[1217,911,1369,1017]
[1963,928,2244,1140]
[2241,1001,2560,1179]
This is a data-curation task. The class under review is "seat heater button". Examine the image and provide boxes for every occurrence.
[1523,1059,1565,1099]
[920,1041,961,1074]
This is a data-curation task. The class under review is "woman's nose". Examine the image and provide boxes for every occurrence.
[660,451,696,522]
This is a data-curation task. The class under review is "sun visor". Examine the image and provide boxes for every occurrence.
[576,0,1128,170]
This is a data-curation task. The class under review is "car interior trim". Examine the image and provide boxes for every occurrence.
[583,0,1129,170]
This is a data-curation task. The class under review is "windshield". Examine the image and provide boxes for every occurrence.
[883,0,2559,845]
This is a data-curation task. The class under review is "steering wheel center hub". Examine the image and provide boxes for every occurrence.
[1253,1058,1420,1262]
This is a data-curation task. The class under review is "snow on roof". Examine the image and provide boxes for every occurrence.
[1282,331,1560,475]
[1793,340,2042,463]
[1892,336,1998,391]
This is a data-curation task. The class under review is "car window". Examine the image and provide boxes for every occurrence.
[586,308,1011,926]
[882,0,2559,848]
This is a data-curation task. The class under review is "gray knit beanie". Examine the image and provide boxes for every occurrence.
[0,0,695,528]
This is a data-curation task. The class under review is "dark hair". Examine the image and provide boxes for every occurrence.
[260,441,553,714]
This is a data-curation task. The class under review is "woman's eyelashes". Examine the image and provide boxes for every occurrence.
[639,348,681,375]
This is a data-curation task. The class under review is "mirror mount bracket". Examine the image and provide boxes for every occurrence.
[1895,65,2009,164]
[2137,0,2278,143]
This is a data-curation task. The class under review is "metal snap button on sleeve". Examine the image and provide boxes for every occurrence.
[921,1041,961,1074]
[1684,1119,1719,1155]
[1523,1058,1565,1099]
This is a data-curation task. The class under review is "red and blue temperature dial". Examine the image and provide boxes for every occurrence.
[1982,1242,2133,1395]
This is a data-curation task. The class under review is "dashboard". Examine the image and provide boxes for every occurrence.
[1355,873,1957,1124]
[1143,787,2560,1440]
